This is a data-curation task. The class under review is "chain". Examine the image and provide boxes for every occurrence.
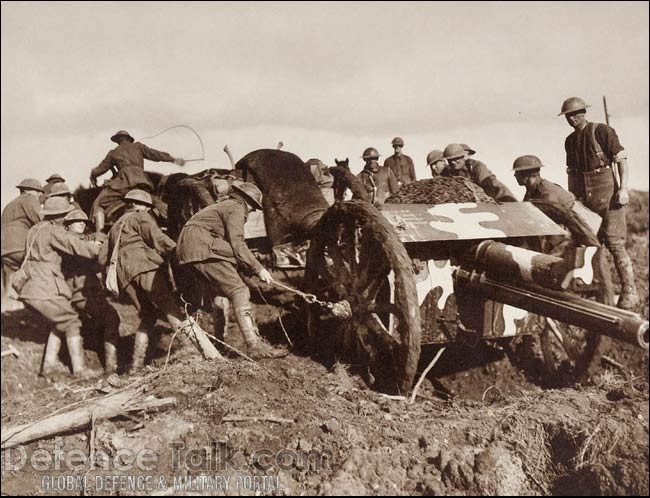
[270,280,351,318]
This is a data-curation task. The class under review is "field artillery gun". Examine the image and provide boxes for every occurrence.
[177,150,650,394]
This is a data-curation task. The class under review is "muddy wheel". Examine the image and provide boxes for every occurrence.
[304,201,421,394]
[508,248,612,386]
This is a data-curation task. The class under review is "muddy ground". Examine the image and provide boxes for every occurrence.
[1,192,648,496]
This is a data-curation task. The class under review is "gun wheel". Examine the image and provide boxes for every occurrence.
[304,201,421,394]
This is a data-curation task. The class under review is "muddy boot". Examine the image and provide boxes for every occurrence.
[40,332,64,379]
[235,306,288,359]
[66,334,101,379]
[129,331,149,373]
[610,244,639,311]
[104,341,119,375]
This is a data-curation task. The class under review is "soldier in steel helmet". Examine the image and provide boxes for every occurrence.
[176,182,287,359]
[384,137,416,187]
[61,209,121,375]
[442,143,517,203]
[46,182,82,210]
[40,173,65,203]
[89,130,186,232]
[558,96,638,310]
[513,155,575,210]
[18,197,105,380]
[426,150,447,176]
[357,147,399,205]
[98,189,200,372]
[1,179,44,309]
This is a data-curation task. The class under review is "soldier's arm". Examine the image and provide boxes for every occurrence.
[138,142,176,163]
[97,234,111,266]
[50,226,101,260]
[91,151,115,181]
[597,124,629,205]
[223,205,264,273]
[472,161,516,202]
[139,214,176,256]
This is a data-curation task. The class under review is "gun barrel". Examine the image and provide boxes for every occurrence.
[455,268,649,349]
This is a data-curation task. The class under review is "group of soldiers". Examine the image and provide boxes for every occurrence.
[0,95,639,380]
[349,96,637,310]
[1,131,285,380]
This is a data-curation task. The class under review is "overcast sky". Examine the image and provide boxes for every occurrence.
[2,1,648,208]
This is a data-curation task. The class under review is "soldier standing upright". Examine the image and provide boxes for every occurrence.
[176,182,287,359]
[558,97,638,310]
[384,137,416,186]
[357,147,399,205]
[90,130,185,232]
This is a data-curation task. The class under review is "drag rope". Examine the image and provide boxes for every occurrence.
[140,124,205,162]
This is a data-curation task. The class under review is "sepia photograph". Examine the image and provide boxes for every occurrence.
[1,1,648,495]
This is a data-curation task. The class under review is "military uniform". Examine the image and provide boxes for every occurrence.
[90,141,175,218]
[523,178,575,210]
[19,221,101,336]
[443,159,516,203]
[1,193,42,272]
[384,154,416,186]
[358,166,399,205]
[177,197,263,310]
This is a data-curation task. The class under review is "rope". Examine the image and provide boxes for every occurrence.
[139,124,205,162]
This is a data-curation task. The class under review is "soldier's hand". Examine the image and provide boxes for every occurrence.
[257,268,273,284]
[615,188,629,207]
[174,157,186,167]
[90,176,97,188]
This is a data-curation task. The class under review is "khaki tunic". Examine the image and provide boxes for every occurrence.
[1,194,42,257]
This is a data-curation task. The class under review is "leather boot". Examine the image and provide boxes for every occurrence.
[40,332,64,379]
[129,331,149,373]
[104,341,119,375]
[66,334,101,379]
[610,244,639,311]
[234,306,288,359]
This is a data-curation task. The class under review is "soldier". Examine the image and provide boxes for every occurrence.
[442,143,517,202]
[18,197,104,379]
[40,173,65,203]
[46,182,82,209]
[98,189,201,372]
[1,179,43,309]
[558,97,638,310]
[426,150,448,176]
[513,155,575,209]
[176,182,287,359]
[89,130,186,232]
[62,210,121,375]
[384,137,416,186]
[357,147,399,205]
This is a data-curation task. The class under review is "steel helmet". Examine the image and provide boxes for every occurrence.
[361,147,380,160]
[63,209,90,224]
[426,150,445,166]
[558,97,590,116]
[46,173,65,183]
[443,143,466,160]
[391,137,404,147]
[111,130,135,143]
[40,196,73,217]
[16,178,43,192]
[231,182,263,211]
[124,189,153,206]
[513,155,544,172]
[47,182,72,197]
[460,143,476,156]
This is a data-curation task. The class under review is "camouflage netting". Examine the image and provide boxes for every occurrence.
[386,177,496,204]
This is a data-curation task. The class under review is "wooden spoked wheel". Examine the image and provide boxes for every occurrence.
[304,201,421,394]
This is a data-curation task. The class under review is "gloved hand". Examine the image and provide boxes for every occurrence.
[257,268,273,284]
[174,157,186,167]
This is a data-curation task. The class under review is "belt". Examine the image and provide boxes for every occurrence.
[567,165,611,175]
